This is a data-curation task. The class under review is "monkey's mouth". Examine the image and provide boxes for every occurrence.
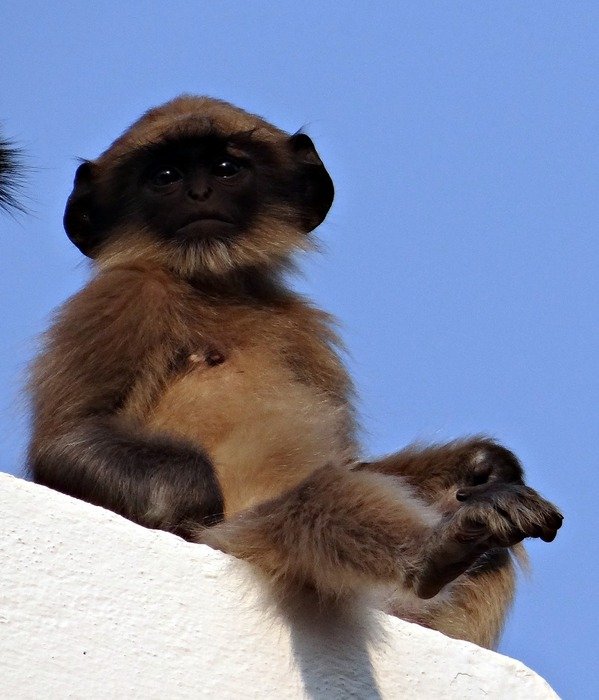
[177,215,235,238]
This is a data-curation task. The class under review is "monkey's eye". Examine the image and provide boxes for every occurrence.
[212,160,243,178]
[150,167,184,187]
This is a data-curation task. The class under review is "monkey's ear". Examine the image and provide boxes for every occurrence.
[63,161,103,258]
[288,133,334,232]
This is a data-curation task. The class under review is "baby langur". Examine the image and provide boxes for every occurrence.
[29,96,562,649]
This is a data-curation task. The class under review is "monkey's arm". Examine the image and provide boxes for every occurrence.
[200,457,560,601]
[29,265,223,536]
[32,417,222,536]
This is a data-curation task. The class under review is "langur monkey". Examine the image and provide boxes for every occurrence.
[29,96,562,648]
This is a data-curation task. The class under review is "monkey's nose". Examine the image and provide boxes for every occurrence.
[187,185,212,201]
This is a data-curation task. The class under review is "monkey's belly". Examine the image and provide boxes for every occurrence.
[147,351,350,516]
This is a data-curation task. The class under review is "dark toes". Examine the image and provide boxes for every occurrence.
[495,528,526,548]
[458,480,563,545]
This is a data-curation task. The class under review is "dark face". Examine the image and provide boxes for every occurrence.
[128,136,261,243]
[64,106,334,266]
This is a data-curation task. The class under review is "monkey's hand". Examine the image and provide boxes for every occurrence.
[412,481,563,599]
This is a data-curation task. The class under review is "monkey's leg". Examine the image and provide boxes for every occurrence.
[355,438,532,504]
[356,439,562,543]
[356,440,562,646]
[199,462,559,603]
[200,465,444,597]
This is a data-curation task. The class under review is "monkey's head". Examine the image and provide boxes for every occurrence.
[64,96,334,277]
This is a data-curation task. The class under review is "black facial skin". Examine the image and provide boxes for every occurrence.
[134,137,259,243]
[64,129,333,259]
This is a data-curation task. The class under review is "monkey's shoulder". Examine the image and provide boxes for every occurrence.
[52,264,184,332]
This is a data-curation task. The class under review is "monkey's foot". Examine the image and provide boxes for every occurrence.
[456,440,525,490]
[412,482,563,599]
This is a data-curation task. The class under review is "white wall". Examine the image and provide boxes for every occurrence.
[0,473,558,699]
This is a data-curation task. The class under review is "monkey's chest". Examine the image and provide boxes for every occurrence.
[146,344,350,516]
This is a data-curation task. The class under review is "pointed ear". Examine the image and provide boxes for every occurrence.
[63,161,103,257]
[288,133,334,232]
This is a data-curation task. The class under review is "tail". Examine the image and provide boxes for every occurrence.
[0,134,24,214]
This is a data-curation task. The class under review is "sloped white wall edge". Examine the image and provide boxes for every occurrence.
[0,472,558,699]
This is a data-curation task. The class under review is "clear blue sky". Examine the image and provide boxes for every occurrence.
[1,3,596,696]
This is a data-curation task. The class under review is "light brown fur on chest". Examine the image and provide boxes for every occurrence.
[147,337,352,515]
[119,287,356,516]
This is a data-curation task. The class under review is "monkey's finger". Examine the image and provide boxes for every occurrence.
[540,512,563,542]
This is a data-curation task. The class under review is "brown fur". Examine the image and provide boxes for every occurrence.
[28,96,562,648]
